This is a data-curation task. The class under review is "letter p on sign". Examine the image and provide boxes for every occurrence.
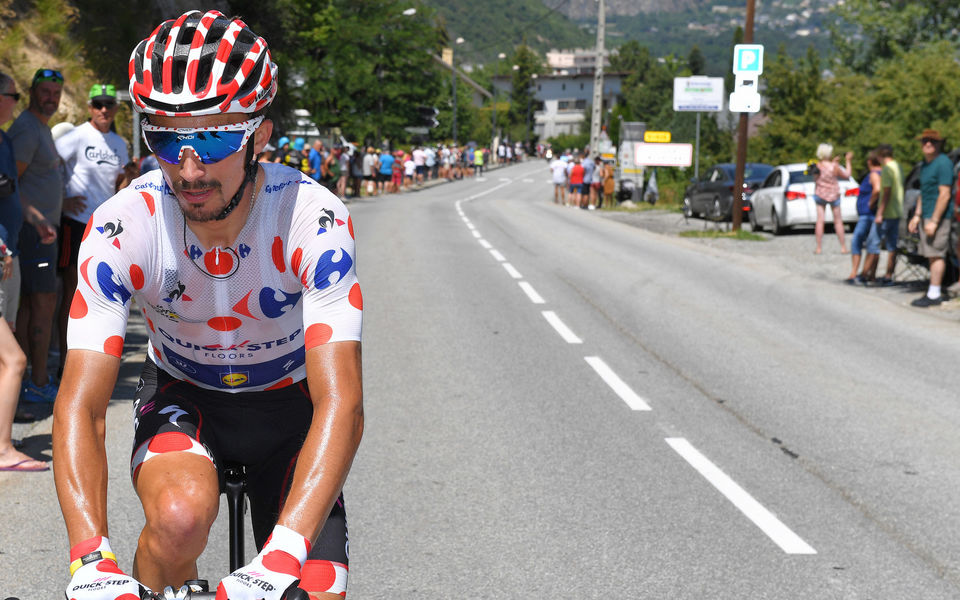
[733,45,764,76]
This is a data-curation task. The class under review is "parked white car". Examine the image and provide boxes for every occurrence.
[749,162,859,234]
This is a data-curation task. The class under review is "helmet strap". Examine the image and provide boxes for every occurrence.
[214,142,258,221]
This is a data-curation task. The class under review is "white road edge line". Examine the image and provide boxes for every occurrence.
[665,437,817,555]
[584,356,651,411]
[518,281,545,304]
[542,311,582,344]
[472,230,481,239]
[478,239,492,249]
[490,249,505,262]
[503,263,522,279]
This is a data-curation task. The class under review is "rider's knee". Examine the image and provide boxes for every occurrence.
[143,481,218,550]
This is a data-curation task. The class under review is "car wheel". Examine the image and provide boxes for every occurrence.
[771,208,784,235]
[750,206,762,232]
[682,197,693,218]
[711,198,723,221]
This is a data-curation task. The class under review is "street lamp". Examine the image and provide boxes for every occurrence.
[451,36,465,146]
[491,52,507,152]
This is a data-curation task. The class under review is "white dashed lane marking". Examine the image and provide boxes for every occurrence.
[542,311,582,344]
[584,356,651,411]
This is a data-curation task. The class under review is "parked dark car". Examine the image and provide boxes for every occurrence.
[683,162,774,221]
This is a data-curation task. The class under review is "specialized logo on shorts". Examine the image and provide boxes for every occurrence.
[314,248,352,290]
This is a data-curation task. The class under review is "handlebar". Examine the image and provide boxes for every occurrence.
[142,583,308,600]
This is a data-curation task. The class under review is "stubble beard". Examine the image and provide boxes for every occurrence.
[174,179,225,222]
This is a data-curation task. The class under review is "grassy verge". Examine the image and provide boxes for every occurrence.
[678,229,767,241]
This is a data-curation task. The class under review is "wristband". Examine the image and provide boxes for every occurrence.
[264,524,311,567]
[69,536,118,576]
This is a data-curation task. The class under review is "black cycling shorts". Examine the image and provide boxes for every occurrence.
[132,359,349,590]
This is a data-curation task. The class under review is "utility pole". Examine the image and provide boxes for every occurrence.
[589,0,606,156]
[731,0,756,232]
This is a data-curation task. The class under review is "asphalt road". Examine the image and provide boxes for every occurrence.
[4,162,960,599]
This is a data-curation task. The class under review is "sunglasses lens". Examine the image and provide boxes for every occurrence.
[92,101,116,110]
[145,129,248,165]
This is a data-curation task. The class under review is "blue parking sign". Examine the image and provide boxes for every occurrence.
[733,44,764,75]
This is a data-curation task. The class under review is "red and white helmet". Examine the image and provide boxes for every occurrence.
[128,10,278,116]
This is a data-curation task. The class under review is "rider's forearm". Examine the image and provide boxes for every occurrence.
[52,350,122,546]
[278,342,363,542]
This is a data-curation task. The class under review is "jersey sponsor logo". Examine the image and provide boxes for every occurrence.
[259,287,302,318]
[238,243,251,258]
[134,181,167,193]
[160,343,304,390]
[263,179,303,194]
[157,326,302,354]
[97,219,124,249]
[164,281,192,302]
[314,248,352,290]
[150,303,183,323]
[316,209,346,235]
[96,262,132,305]
[187,245,203,260]
[84,145,121,167]
[222,372,249,387]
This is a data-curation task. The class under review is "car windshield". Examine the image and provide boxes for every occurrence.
[789,170,814,185]
[745,165,773,180]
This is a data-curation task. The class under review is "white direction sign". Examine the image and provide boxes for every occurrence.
[634,142,693,168]
[674,76,725,112]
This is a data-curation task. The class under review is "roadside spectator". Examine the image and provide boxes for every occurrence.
[601,159,616,209]
[390,150,403,193]
[8,68,63,403]
[813,143,851,255]
[308,139,325,182]
[274,136,290,164]
[0,71,34,435]
[846,153,882,284]
[376,148,394,195]
[581,150,596,209]
[474,144,484,177]
[361,146,377,196]
[337,143,350,199]
[874,144,904,286]
[568,154,584,208]
[425,145,437,180]
[549,152,567,205]
[403,153,416,188]
[139,152,160,174]
[322,144,343,195]
[349,145,363,198]
[907,128,954,307]
[412,145,426,184]
[55,83,136,379]
[257,143,275,163]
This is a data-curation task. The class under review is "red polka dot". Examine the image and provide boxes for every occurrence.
[291,247,303,277]
[349,283,362,310]
[153,347,163,362]
[207,316,242,331]
[272,236,285,273]
[261,550,301,577]
[305,323,333,349]
[103,335,124,357]
[70,292,88,319]
[347,216,355,240]
[80,257,93,291]
[265,377,294,391]
[141,191,155,216]
[70,537,103,561]
[82,216,94,242]
[204,249,234,276]
[146,316,155,332]
[300,560,338,593]
[130,264,145,290]
[96,560,123,574]
[147,431,193,453]
[232,290,258,319]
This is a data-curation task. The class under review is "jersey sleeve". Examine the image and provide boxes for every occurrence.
[66,200,141,358]
[287,187,362,351]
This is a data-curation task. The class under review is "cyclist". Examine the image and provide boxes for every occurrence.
[52,10,362,600]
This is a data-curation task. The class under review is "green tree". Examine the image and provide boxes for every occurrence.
[687,45,705,75]
[831,0,960,73]
[507,44,544,138]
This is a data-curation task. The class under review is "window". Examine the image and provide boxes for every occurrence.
[580,83,584,90]
[562,83,566,90]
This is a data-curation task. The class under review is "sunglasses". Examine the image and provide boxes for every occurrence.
[921,138,939,145]
[91,99,117,110]
[32,69,64,85]
[1,92,19,102]
[141,116,264,165]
